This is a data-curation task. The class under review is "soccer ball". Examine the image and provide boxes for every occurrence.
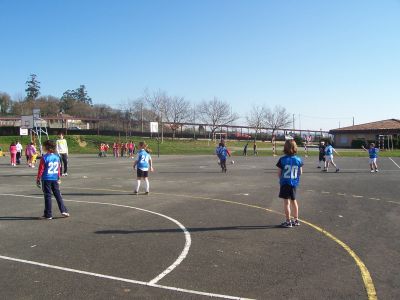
[231,160,235,164]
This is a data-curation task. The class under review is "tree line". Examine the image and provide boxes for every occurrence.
[0,74,292,136]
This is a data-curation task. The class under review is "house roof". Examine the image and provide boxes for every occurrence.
[330,119,400,134]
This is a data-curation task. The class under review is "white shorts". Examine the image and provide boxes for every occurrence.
[369,158,377,164]
[325,155,333,162]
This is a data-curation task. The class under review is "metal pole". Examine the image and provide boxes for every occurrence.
[141,103,144,133]
[293,114,295,130]
[193,104,196,140]
[157,130,160,158]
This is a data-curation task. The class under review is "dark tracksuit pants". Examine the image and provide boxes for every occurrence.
[42,180,68,218]
[16,152,21,164]
[59,154,68,174]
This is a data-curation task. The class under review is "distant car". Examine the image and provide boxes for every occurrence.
[68,126,81,130]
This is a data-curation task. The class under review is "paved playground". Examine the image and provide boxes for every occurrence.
[0,154,399,299]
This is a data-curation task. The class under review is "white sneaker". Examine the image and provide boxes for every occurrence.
[375,169,379,172]
[370,170,375,173]
[61,212,70,217]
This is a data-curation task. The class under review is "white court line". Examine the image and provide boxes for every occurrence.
[0,255,250,300]
[389,157,400,169]
[0,193,251,299]
[0,194,191,286]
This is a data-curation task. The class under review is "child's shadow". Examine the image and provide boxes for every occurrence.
[0,216,39,221]
[0,216,64,221]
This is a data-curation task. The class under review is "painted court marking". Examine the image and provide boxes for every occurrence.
[60,186,377,300]
[0,255,248,300]
[0,194,198,292]
[0,187,379,299]
[0,193,254,299]
[389,157,400,169]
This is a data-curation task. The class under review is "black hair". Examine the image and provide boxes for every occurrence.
[43,140,56,152]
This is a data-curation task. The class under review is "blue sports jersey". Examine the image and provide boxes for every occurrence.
[216,146,228,160]
[41,153,61,181]
[325,145,334,156]
[136,149,151,171]
[276,155,303,187]
[368,148,379,158]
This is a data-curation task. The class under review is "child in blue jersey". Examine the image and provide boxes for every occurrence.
[362,143,379,173]
[323,141,340,172]
[276,140,303,228]
[36,140,69,220]
[133,141,153,195]
[216,142,231,173]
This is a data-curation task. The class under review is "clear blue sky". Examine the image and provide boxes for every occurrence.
[1,0,399,130]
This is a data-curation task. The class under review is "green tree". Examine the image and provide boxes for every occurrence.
[25,74,41,101]
[75,85,92,105]
[61,85,92,111]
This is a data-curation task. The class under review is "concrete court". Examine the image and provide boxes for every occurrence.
[0,153,399,300]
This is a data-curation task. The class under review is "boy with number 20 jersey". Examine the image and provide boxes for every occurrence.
[276,140,303,228]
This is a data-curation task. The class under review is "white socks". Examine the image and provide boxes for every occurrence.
[135,180,141,192]
[135,179,150,192]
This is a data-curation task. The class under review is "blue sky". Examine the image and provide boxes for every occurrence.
[1,0,399,130]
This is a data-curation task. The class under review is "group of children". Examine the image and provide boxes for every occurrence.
[30,131,379,227]
[112,141,136,158]
[218,138,381,228]
[8,141,38,167]
[34,139,152,219]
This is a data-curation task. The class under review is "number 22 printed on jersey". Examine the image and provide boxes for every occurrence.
[47,162,59,175]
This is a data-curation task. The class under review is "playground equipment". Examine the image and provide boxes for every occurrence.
[378,135,394,151]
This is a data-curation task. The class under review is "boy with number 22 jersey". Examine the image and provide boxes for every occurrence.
[37,140,69,220]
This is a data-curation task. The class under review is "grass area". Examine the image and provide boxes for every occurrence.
[1,135,400,157]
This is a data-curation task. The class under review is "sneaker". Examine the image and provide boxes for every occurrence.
[61,212,70,217]
[145,191,150,195]
[40,216,53,220]
[335,168,340,173]
[322,169,327,172]
[375,169,379,172]
[133,190,138,195]
[317,166,321,169]
[64,173,68,176]
[280,221,292,228]
[370,170,375,173]
[291,219,300,226]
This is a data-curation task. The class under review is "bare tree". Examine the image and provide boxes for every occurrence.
[246,105,266,142]
[197,97,239,139]
[122,98,158,133]
[143,89,169,142]
[264,105,291,137]
[0,92,12,115]
[164,96,191,139]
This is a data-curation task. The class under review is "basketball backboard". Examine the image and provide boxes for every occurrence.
[21,115,34,129]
